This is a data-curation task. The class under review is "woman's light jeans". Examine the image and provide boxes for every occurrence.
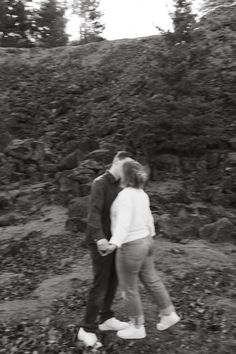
[116,236,174,326]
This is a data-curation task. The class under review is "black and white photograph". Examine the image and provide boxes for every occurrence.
[0,1,235,353]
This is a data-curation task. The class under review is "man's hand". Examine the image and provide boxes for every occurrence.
[100,243,117,256]
[97,239,117,256]
[97,239,109,256]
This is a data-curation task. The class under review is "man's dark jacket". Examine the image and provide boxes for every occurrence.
[85,171,120,245]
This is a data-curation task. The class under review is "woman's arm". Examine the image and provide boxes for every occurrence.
[109,191,132,248]
[146,194,156,237]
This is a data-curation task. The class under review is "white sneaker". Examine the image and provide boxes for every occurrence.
[117,323,146,339]
[98,317,129,331]
[77,328,102,348]
[156,312,180,331]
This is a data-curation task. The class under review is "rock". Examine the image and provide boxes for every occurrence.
[209,205,236,224]
[79,137,99,155]
[79,183,92,196]
[206,152,220,169]
[67,196,89,219]
[155,212,206,241]
[60,256,74,268]
[66,196,89,233]
[5,138,45,164]
[153,154,181,173]
[0,192,12,210]
[201,186,224,205]
[80,159,103,171]
[148,180,191,207]
[65,217,87,233]
[71,166,95,183]
[56,171,74,192]
[59,149,82,170]
[85,148,114,165]
[0,133,12,152]
[56,167,94,197]
[199,218,236,243]
[226,152,236,166]
[0,272,23,286]
[229,137,236,150]
[0,214,15,226]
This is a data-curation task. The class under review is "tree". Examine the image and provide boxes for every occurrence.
[72,0,105,43]
[0,0,32,47]
[159,0,196,100]
[168,0,196,44]
[35,0,68,47]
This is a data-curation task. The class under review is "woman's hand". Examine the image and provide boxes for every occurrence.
[100,243,117,256]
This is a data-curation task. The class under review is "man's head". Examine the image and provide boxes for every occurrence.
[110,151,133,180]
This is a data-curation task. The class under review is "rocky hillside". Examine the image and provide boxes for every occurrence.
[0,28,236,243]
[0,25,236,354]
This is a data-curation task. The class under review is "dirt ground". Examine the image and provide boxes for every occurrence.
[0,203,236,354]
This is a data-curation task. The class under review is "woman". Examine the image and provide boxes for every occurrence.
[106,160,180,339]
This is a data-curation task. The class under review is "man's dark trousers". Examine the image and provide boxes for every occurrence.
[82,244,118,333]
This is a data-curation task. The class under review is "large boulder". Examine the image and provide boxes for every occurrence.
[199,218,236,244]
[155,213,206,241]
[226,152,236,166]
[0,214,15,227]
[65,196,89,233]
[4,139,45,165]
[59,149,82,170]
[147,180,191,212]
[56,167,94,197]
[0,192,13,211]
[153,154,181,174]
[229,137,236,150]
[85,148,114,165]
[67,196,89,219]
[0,133,12,152]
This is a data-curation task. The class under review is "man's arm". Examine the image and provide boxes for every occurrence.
[86,178,106,243]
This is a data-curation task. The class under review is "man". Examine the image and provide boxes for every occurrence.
[78,151,132,348]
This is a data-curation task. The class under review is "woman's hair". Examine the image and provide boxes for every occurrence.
[121,160,148,189]
[113,150,133,161]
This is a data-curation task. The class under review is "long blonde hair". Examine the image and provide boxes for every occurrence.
[121,160,148,188]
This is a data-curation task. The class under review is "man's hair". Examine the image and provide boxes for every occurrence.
[114,151,133,161]
[122,160,148,189]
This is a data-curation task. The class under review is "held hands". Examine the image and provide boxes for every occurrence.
[97,239,117,256]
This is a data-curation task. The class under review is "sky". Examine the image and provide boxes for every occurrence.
[66,0,205,41]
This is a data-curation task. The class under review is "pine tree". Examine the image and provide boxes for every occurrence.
[169,0,196,44]
[35,0,68,47]
[73,0,105,43]
[0,0,31,47]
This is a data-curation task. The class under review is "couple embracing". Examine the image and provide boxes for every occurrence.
[78,151,180,348]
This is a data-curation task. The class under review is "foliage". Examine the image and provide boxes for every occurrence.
[72,0,105,43]
[0,0,68,47]
[0,1,235,163]
[0,0,32,47]
[34,0,68,47]
[167,0,196,44]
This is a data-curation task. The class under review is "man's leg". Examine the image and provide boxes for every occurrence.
[81,244,116,333]
[99,249,118,323]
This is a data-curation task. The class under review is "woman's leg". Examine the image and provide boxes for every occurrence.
[139,238,175,316]
[116,240,148,326]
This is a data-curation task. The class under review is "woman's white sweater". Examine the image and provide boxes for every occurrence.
[110,187,155,248]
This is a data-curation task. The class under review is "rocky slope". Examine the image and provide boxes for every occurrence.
[0,35,236,244]
[0,32,236,353]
